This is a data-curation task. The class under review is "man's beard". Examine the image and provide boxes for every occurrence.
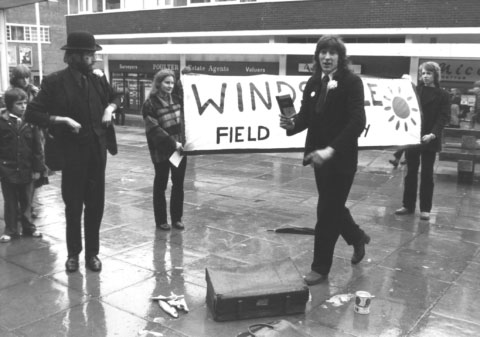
[72,59,93,75]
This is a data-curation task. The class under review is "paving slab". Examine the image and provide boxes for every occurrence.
[0,125,479,337]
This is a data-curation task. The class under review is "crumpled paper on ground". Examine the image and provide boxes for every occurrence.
[325,293,355,307]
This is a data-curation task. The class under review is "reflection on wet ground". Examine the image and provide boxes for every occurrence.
[0,126,479,337]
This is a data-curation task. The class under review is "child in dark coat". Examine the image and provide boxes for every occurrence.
[0,88,45,242]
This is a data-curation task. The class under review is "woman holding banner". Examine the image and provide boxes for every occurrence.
[280,35,370,285]
[395,61,450,221]
[142,69,186,231]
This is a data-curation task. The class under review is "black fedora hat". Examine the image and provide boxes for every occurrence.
[61,31,102,52]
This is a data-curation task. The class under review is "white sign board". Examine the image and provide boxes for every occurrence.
[183,75,421,154]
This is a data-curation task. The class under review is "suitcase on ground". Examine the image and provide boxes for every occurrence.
[205,258,309,322]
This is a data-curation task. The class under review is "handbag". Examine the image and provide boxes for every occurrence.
[236,320,309,337]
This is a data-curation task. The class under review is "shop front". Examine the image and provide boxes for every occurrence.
[423,58,480,126]
[109,60,180,114]
[109,59,279,114]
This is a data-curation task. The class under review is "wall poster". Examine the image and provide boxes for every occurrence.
[19,46,32,66]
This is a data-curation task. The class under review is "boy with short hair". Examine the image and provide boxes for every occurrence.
[0,88,44,242]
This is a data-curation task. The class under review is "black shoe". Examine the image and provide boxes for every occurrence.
[65,255,79,273]
[172,221,185,230]
[86,256,102,272]
[351,234,371,265]
[22,230,42,238]
[395,207,414,215]
[156,223,171,230]
[389,159,399,168]
[304,271,328,285]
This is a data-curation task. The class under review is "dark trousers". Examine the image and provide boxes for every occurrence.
[153,157,187,225]
[62,142,106,258]
[312,169,364,275]
[403,148,436,212]
[1,180,36,236]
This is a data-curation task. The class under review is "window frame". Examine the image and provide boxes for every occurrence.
[6,24,51,43]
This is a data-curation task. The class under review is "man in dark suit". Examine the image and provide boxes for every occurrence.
[280,35,370,285]
[25,31,120,273]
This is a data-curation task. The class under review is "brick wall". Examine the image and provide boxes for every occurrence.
[6,0,68,78]
[66,0,480,35]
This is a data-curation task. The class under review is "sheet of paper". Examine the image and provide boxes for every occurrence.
[169,150,184,168]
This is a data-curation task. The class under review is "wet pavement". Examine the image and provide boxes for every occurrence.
[0,125,479,337]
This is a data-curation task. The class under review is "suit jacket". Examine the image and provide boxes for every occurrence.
[416,85,451,152]
[288,69,366,175]
[25,67,120,168]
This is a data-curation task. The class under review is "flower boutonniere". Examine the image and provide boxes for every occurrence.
[327,80,338,91]
[92,68,104,77]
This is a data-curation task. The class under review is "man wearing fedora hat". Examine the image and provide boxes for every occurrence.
[25,31,120,273]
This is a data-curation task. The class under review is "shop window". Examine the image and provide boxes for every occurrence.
[111,74,125,93]
[140,76,153,104]
[111,72,155,114]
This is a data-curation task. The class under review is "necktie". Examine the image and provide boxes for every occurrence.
[316,75,330,114]
[81,75,89,96]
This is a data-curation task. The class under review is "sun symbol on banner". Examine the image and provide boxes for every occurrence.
[384,86,419,131]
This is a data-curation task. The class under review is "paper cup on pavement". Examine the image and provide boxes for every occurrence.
[354,291,373,314]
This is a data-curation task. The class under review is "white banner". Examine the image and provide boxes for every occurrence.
[183,74,421,153]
